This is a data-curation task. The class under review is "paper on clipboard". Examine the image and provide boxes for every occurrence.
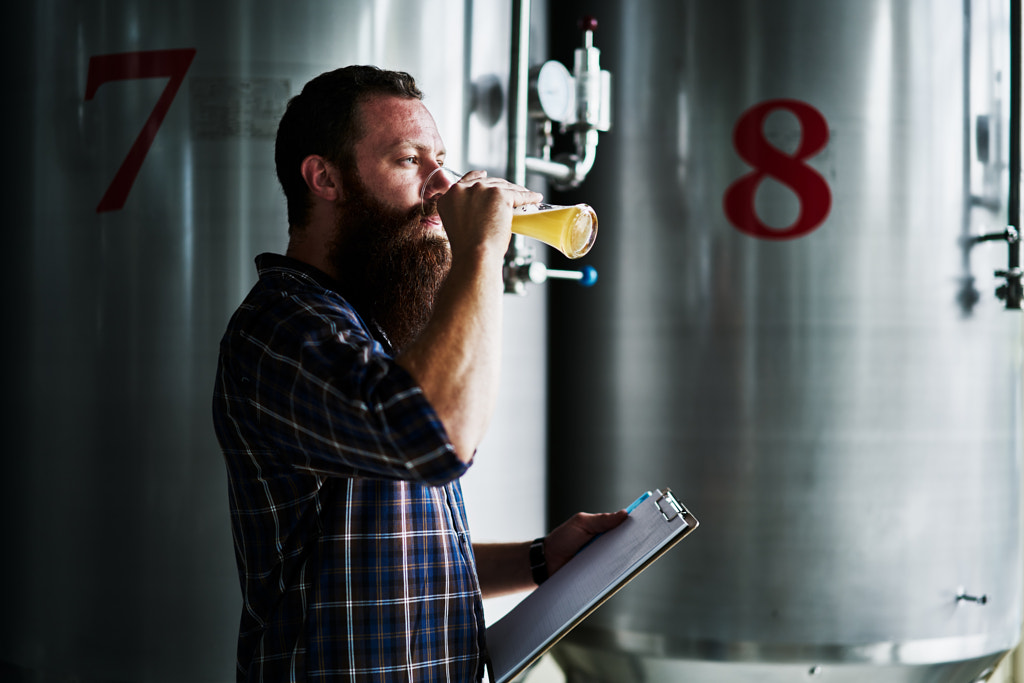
[485,488,698,683]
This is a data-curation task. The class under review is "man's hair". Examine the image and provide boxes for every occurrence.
[275,65,423,228]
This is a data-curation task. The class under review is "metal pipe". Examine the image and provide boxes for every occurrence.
[507,0,530,186]
[504,0,532,294]
[525,129,599,187]
[958,0,978,313]
[999,0,1023,309]
[1009,0,1021,273]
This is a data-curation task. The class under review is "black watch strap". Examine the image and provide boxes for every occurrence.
[529,536,548,585]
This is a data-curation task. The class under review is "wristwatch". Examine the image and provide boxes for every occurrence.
[529,536,548,585]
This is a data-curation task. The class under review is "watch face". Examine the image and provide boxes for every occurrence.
[537,60,575,124]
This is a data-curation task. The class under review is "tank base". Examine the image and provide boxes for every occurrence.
[551,642,1008,683]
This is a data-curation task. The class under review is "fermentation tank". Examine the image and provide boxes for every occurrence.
[547,0,1024,681]
[0,1,549,680]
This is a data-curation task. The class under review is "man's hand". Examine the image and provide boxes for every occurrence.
[474,509,630,598]
[544,509,630,576]
[436,170,543,261]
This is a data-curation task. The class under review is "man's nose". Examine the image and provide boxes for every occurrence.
[421,166,462,204]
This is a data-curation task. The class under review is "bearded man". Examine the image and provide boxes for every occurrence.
[212,65,625,683]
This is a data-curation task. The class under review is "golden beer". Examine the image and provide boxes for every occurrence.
[512,203,598,259]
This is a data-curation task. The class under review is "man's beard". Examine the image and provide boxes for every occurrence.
[327,173,452,354]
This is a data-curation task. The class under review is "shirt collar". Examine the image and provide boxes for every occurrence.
[255,252,340,291]
[254,252,395,353]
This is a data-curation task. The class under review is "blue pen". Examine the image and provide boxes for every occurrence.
[577,491,653,554]
[625,491,652,514]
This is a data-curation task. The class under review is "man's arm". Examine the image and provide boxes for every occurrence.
[475,510,629,598]
[396,171,541,462]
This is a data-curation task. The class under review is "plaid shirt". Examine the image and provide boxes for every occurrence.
[213,254,487,682]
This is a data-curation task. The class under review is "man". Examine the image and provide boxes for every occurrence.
[212,65,626,682]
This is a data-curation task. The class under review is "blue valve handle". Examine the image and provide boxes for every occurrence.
[542,265,598,286]
[579,265,598,287]
[522,263,599,287]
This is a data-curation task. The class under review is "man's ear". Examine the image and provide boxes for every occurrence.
[300,155,343,202]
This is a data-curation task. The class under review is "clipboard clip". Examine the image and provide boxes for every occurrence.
[655,489,684,522]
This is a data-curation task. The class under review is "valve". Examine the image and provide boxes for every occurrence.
[504,260,598,293]
[958,226,1023,311]
[956,586,989,605]
[524,15,612,189]
[573,16,611,134]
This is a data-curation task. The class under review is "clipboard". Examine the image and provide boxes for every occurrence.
[485,488,698,683]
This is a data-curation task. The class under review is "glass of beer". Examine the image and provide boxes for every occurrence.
[421,167,598,259]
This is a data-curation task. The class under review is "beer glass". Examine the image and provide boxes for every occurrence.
[420,167,598,259]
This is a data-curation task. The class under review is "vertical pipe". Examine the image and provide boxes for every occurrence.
[1010,0,1021,235]
[504,0,532,293]
[507,0,530,186]
[960,0,980,314]
[1006,0,1022,308]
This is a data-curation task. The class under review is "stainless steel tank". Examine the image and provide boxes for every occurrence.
[547,1,1024,681]
[0,1,548,680]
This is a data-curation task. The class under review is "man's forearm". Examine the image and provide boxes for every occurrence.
[397,251,505,462]
[473,512,630,599]
[473,542,535,598]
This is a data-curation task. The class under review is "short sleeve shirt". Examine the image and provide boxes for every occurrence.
[212,254,487,682]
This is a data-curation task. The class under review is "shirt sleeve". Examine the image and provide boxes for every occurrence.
[217,289,469,485]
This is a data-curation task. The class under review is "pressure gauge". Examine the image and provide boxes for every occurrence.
[530,60,575,123]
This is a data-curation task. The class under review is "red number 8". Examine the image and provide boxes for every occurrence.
[723,99,832,240]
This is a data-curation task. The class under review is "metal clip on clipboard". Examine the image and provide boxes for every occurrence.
[656,488,684,522]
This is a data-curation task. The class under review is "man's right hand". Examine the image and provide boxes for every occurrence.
[436,170,543,262]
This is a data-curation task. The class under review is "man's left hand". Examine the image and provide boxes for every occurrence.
[544,509,630,576]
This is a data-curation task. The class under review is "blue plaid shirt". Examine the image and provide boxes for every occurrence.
[213,254,487,682]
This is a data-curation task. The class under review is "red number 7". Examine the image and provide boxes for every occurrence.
[85,48,197,213]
